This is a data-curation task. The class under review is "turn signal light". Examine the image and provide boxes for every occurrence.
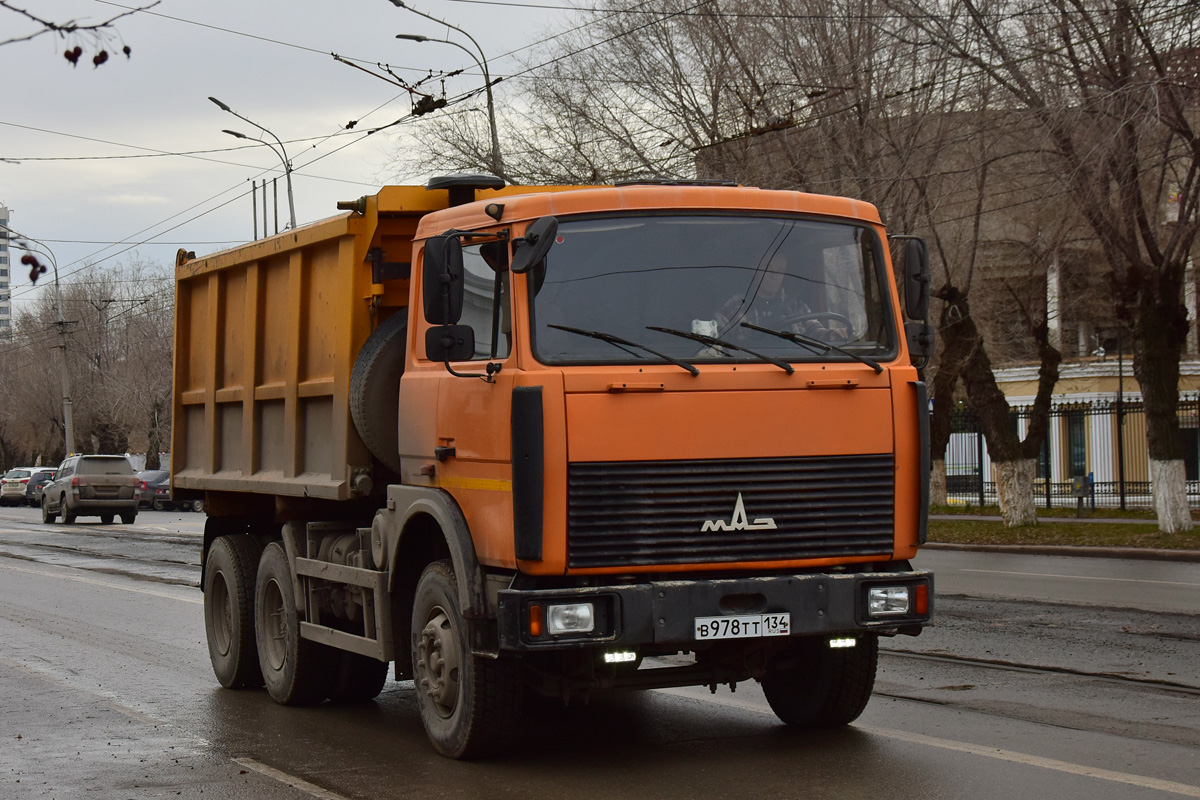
[915,584,929,616]
[529,604,543,638]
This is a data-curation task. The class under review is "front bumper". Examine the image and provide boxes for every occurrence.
[497,569,932,651]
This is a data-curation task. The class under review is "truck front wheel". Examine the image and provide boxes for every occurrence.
[204,535,264,689]
[412,560,520,759]
[255,542,332,705]
[761,635,878,728]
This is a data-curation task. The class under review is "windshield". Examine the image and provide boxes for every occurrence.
[529,214,896,366]
[78,457,134,476]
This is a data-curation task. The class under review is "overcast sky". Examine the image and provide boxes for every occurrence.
[1,0,572,312]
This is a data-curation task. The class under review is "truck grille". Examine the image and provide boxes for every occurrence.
[567,455,895,568]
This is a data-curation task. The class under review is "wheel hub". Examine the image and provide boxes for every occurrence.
[416,609,460,718]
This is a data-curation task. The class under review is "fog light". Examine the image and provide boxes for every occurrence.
[867,586,910,617]
[829,637,856,649]
[603,651,637,664]
[546,603,595,635]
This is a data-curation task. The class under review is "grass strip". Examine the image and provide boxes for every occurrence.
[928,517,1200,550]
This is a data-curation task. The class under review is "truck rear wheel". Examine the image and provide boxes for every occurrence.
[255,542,332,705]
[204,535,264,689]
[412,560,520,759]
[761,635,878,728]
[349,311,407,475]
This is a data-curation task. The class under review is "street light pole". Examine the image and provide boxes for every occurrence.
[6,227,75,454]
[209,97,298,230]
[390,1,505,178]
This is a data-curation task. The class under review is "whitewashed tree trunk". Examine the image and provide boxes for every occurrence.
[995,459,1037,527]
[1150,459,1194,533]
[930,458,947,506]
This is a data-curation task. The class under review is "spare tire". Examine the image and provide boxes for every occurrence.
[350,311,407,474]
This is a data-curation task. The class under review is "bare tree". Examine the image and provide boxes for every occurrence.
[1,259,173,466]
[887,0,1200,532]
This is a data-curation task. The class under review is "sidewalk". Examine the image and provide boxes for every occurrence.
[927,514,1200,562]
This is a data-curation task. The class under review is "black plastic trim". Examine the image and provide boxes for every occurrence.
[912,380,930,544]
[512,386,545,561]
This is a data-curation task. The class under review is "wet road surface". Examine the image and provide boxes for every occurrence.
[1,506,1198,799]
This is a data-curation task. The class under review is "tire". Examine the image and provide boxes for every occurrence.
[41,496,56,524]
[100,514,115,525]
[761,635,878,729]
[349,311,407,474]
[62,500,77,525]
[121,512,137,525]
[255,542,332,705]
[204,535,265,689]
[327,651,390,703]
[412,560,521,759]
[152,499,166,512]
[191,498,205,513]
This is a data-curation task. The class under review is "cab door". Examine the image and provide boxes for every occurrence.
[430,239,520,568]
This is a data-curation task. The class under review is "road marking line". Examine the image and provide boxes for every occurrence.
[0,559,201,604]
[864,726,1200,798]
[234,758,352,800]
[961,568,1200,588]
[659,688,1200,796]
[0,655,166,725]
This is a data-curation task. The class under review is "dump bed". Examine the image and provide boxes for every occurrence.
[171,186,467,501]
[172,183,586,503]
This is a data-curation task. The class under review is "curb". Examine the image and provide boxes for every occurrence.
[922,541,1200,563]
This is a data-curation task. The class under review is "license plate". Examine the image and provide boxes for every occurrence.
[694,613,790,640]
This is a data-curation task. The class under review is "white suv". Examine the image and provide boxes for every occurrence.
[1,468,37,506]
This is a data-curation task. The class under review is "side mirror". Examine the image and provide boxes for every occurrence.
[511,216,559,274]
[903,238,930,321]
[422,234,465,324]
[425,324,476,362]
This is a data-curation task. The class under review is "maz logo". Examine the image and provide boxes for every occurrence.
[701,493,778,532]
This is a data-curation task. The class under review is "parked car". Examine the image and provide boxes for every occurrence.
[41,455,139,524]
[136,470,170,509]
[135,469,201,511]
[1,468,36,506]
[25,468,56,507]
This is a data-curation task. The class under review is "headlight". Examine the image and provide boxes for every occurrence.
[546,603,595,635]
[867,586,911,617]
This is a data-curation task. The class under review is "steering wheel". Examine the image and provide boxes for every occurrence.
[783,311,853,330]
[783,312,854,344]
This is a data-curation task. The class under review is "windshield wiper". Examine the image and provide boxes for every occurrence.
[646,326,794,375]
[739,321,883,374]
[547,324,700,376]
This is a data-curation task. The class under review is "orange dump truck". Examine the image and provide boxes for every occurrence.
[174,176,935,759]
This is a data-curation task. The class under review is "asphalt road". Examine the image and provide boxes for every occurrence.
[1,505,1198,799]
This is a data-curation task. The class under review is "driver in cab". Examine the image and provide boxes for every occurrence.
[698,251,847,345]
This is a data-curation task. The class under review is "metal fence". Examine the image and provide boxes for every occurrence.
[943,397,1200,509]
